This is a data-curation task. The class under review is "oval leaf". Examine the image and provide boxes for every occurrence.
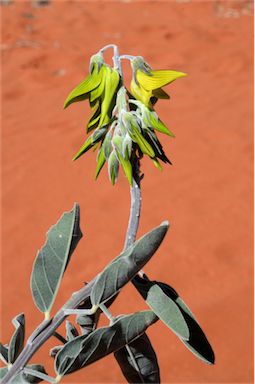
[91,221,169,306]
[132,276,189,340]
[8,313,25,364]
[0,343,8,364]
[114,333,160,384]
[66,321,79,341]
[157,282,215,364]
[55,310,158,376]
[31,204,83,315]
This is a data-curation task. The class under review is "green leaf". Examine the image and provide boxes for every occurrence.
[31,204,82,316]
[8,313,25,364]
[66,321,79,341]
[132,277,189,340]
[0,343,8,364]
[95,148,106,179]
[156,282,215,364]
[64,68,103,109]
[114,333,160,384]
[91,221,169,307]
[55,311,158,376]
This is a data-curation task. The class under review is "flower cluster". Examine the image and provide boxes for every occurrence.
[64,48,186,185]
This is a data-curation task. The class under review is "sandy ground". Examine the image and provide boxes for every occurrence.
[1,0,254,383]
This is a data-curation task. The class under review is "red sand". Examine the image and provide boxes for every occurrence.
[1,0,254,383]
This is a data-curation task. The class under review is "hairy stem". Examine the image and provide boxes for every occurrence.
[124,158,142,250]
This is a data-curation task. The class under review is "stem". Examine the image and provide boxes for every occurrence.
[53,332,67,345]
[23,368,56,384]
[124,158,142,250]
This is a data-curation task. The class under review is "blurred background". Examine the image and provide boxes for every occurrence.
[1,0,253,382]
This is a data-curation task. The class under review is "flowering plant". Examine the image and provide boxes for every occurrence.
[1,45,214,384]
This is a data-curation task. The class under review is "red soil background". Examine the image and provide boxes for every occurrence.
[1,0,254,383]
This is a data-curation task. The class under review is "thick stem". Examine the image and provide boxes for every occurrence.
[124,158,142,250]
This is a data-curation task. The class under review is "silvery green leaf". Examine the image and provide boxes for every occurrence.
[0,367,8,380]
[55,310,158,376]
[50,346,63,358]
[1,365,47,383]
[21,365,47,383]
[114,333,160,384]
[31,204,82,316]
[132,277,189,340]
[0,343,8,364]
[66,321,79,341]
[91,221,169,306]
[8,314,25,364]
[156,282,215,364]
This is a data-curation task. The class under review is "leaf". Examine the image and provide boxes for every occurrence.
[132,276,189,340]
[95,148,106,179]
[55,310,158,376]
[0,367,8,380]
[91,221,169,307]
[31,204,83,316]
[22,365,48,383]
[8,313,25,364]
[0,365,47,383]
[114,333,160,383]
[0,343,8,364]
[156,282,215,364]
[66,321,79,341]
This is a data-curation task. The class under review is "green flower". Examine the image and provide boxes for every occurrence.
[64,54,120,132]
[130,56,186,108]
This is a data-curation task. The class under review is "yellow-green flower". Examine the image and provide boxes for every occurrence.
[130,56,186,108]
[64,54,120,132]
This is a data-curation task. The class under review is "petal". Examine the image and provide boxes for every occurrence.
[137,69,187,91]
[130,79,151,107]
[73,136,94,161]
[99,67,120,127]
[64,66,103,109]
[152,88,170,99]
